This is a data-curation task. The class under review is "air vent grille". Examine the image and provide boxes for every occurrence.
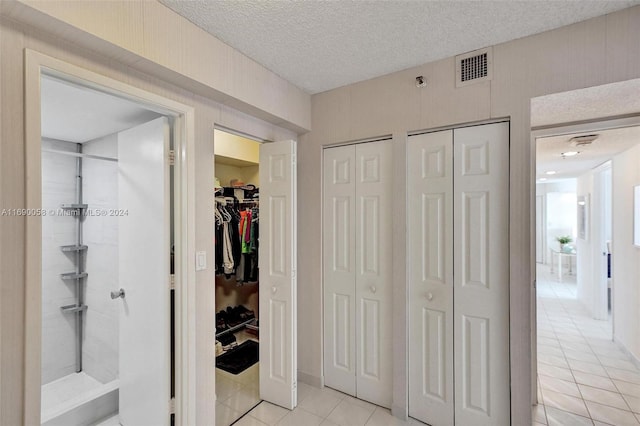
[456,47,493,88]
[461,53,488,82]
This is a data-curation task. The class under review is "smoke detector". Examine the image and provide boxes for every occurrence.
[569,134,599,147]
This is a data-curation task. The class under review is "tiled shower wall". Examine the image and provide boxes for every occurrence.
[82,133,119,384]
[40,135,119,386]
[41,139,81,384]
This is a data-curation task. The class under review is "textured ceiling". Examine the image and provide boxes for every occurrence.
[158,0,640,94]
[536,126,640,180]
[532,78,640,181]
[531,79,640,128]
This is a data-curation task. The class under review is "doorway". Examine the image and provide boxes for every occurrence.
[24,52,195,426]
[533,122,640,425]
[212,129,299,425]
[213,129,261,426]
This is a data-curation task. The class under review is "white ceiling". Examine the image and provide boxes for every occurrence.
[531,79,640,128]
[536,126,640,181]
[159,0,640,94]
[41,76,161,143]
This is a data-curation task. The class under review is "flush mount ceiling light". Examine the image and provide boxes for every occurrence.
[545,171,557,175]
[561,151,579,159]
[539,178,547,182]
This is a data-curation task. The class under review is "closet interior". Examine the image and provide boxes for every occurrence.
[214,129,262,426]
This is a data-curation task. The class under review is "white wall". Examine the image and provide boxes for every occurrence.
[577,172,595,313]
[538,180,577,256]
[612,144,640,364]
[40,139,79,384]
[82,133,119,384]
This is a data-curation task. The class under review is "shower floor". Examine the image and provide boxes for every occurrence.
[41,371,118,425]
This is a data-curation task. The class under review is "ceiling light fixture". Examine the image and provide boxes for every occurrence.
[545,171,556,175]
[561,151,579,157]
[539,178,547,182]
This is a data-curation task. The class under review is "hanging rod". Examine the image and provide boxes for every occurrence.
[42,148,118,162]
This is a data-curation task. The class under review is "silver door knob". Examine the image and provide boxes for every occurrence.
[110,288,125,299]
[427,292,433,301]
[370,285,377,293]
[272,286,277,294]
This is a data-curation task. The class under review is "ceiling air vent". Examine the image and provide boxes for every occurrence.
[456,47,493,88]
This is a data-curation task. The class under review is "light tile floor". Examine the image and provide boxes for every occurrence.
[217,330,261,426]
[535,264,640,426]
[236,384,427,426]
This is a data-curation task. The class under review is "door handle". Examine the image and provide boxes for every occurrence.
[272,286,277,294]
[110,288,125,300]
[427,292,433,301]
[370,285,377,294]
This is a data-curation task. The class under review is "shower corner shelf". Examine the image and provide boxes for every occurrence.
[61,272,88,280]
[60,304,88,314]
[60,203,88,210]
[60,245,88,253]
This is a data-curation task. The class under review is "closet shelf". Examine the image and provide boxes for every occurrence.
[60,304,88,314]
[60,203,88,210]
[60,272,88,280]
[60,245,88,253]
[215,318,255,339]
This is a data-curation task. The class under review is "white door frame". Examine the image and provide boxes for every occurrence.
[530,114,640,405]
[23,49,197,425]
[592,162,612,321]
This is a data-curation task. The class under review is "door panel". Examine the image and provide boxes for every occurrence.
[454,122,510,426]
[118,117,170,426]
[323,145,357,396]
[408,130,454,426]
[354,140,392,407]
[259,140,297,410]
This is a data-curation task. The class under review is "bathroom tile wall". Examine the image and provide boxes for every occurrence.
[41,139,81,384]
[82,133,119,384]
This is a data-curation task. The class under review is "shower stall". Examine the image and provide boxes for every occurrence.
[41,136,120,425]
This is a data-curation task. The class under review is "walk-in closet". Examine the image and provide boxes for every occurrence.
[214,130,262,426]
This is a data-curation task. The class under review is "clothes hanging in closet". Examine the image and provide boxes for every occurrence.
[215,197,259,283]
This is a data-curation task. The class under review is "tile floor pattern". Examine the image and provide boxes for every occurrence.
[234,384,427,426]
[216,329,262,426]
[535,264,640,426]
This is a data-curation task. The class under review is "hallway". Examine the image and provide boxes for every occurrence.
[535,265,640,425]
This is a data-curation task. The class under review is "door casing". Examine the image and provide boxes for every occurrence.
[24,50,197,425]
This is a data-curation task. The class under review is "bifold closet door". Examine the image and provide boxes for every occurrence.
[407,129,454,426]
[453,123,509,426]
[408,122,510,426]
[323,140,393,408]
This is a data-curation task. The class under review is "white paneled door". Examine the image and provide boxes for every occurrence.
[323,145,357,396]
[259,140,298,410]
[408,122,510,426]
[118,117,171,425]
[453,123,509,426]
[323,140,392,408]
[408,130,454,426]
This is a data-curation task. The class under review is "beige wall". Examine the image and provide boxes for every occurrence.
[612,144,640,365]
[2,0,310,133]
[0,6,301,425]
[298,6,640,423]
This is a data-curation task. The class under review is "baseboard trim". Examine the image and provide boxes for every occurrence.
[614,337,640,370]
[297,371,323,388]
[391,403,408,421]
